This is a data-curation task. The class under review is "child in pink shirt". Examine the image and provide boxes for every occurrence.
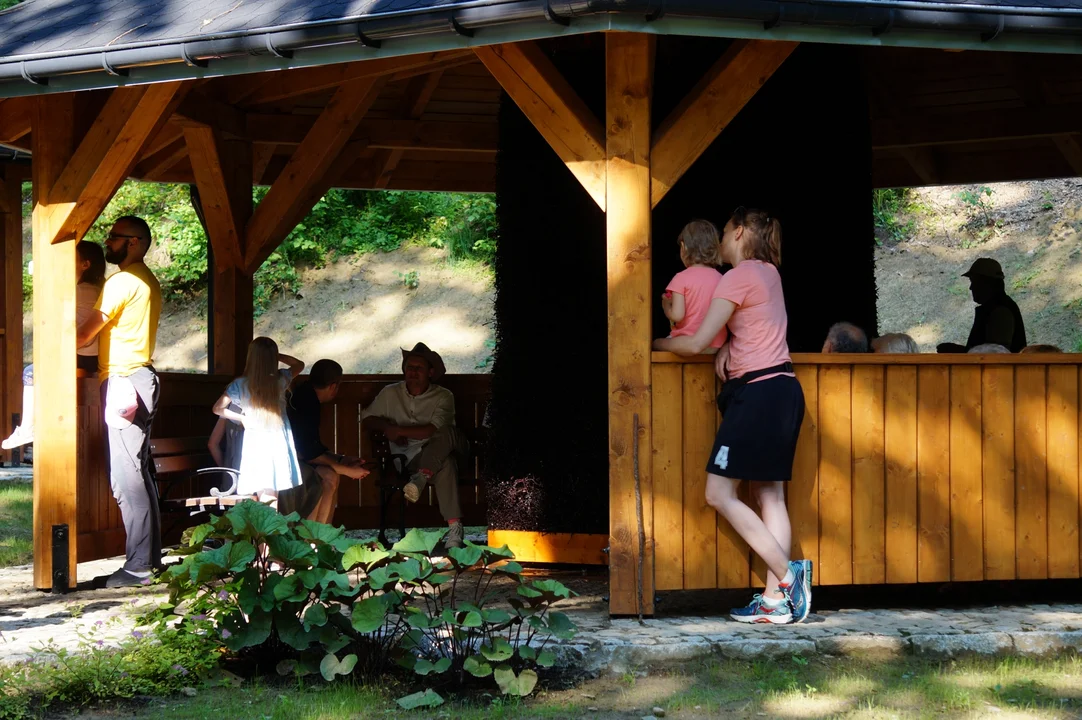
[662,220,728,350]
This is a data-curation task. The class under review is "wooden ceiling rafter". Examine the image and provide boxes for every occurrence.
[474,41,606,210]
[650,39,797,208]
[184,126,247,268]
[0,97,31,144]
[375,69,445,189]
[134,137,189,180]
[44,81,191,244]
[243,77,387,274]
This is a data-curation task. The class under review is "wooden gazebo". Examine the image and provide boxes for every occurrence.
[1,0,1081,615]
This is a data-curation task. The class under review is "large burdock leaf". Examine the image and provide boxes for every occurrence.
[531,579,575,599]
[296,519,344,545]
[392,527,446,554]
[350,595,390,633]
[341,543,390,571]
[396,690,444,709]
[226,501,290,539]
[480,637,514,662]
[319,652,357,681]
[494,666,539,696]
[267,536,317,567]
[447,544,483,568]
[464,655,493,677]
[221,608,272,651]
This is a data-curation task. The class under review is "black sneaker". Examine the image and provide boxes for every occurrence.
[105,568,151,588]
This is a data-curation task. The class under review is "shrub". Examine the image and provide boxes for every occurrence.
[156,502,576,704]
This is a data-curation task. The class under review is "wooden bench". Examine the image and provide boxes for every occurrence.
[150,436,251,534]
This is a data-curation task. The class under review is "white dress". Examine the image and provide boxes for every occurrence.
[225,370,302,495]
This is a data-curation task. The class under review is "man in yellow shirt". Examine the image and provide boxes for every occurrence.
[77,216,162,588]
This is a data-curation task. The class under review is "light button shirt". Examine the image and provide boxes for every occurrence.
[361,381,455,464]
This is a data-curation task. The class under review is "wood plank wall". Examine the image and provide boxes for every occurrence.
[651,355,1082,590]
[75,373,491,562]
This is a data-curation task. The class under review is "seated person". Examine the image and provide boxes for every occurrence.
[937,258,1026,353]
[287,359,370,524]
[1020,344,1062,354]
[361,343,469,550]
[871,333,918,354]
[822,322,868,353]
[969,343,1010,354]
[662,220,728,353]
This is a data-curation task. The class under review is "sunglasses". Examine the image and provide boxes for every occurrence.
[106,232,143,241]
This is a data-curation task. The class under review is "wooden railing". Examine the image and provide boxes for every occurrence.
[75,373,491,562]
[651,352,1082,590]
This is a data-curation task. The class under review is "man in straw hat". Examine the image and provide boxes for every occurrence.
[937,257,1027,353]
[362,343,470,549]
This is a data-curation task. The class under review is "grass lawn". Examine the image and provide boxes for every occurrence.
[88,654,1082,720]
[0,480,32,567]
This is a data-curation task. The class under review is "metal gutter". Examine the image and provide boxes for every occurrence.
[0,0,1081,97]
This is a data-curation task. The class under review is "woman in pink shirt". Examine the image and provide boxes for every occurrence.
[654,210,811,625]
[662,220,728,351]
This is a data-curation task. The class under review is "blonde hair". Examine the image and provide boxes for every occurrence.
[678,220,719,266]
[731,207,782,267]
[872,333,919,354]
[241,337,285,431]
[1020,344,1062,354]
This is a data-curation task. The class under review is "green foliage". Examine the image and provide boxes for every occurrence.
[396,270,420,290]
[0,0,20,10]
[0,480,32,567]
[871,188,915,245]
[156,503,576,709]
[957,186,995,227]
[0,615,223,719]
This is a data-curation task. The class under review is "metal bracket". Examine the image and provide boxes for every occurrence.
[355,23,382,48]
[764,6,785,30]
[543,0,571,27]
[100,53,129,77]
[981,15,1006,42]
[449,13,474,37]
[180,45,209,68]
[872,9,896,37]
[19,61,47,86]
[265,34,293,59]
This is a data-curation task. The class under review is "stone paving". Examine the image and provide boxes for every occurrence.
[2,555,1081,672]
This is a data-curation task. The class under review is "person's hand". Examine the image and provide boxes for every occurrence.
[340,455,365,468]
[661,292,673,314]
[714,342,731,383]
[384,426,404,443]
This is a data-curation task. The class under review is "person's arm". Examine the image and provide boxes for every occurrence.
[212,392,245,425]
[208,417,227,467]
[309,452,370,479]
[279,353,304,379]
[653,297,735,355]
[664,292,686,324]
[984,307,1015,348]
[76,310,109,349]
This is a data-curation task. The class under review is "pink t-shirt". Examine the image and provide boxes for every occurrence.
[666,266,728,349]
[712,260,792,380]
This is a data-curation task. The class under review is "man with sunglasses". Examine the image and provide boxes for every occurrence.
[76,216,163,588]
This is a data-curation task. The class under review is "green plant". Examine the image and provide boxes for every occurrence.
[1041,190,1054,211]
[397,270,420,290]
[871,188,915,244]
[156,503,576,706]
[956,186,995,227]
[475,337,497,370]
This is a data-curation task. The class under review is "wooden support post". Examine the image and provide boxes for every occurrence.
[186,130,254,376]
[31,95,79,590]
[606,33,655,617]
[0,166,23,457]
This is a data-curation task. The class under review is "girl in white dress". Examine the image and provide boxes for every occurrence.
[212,337,304,507]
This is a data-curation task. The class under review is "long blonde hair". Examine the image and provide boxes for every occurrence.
[241,337,285,430]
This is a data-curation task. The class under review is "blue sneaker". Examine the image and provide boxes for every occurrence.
[729,594,792,624]
[780,560,812,623]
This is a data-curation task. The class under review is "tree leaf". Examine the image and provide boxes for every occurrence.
[275,612,317,651]
[341,543,390,571]
[296,519,344,545]
[221,608,272,651]
[392,527,446,554]
[386,558,423,583]
[481,637,514,662]
[350,595,389,633]
[413,659,436,676]
[464,655,493,677]
[226,501,290,539]
[319,653,357,681]
[184,523,215,548]
[267,536,317,567]
[545,611,577,640]
[396,689,444,710]
[531,579,575,599]
[480,543,516,559]
[494,666,538,696]
[272,575,308,604]
[483,608,511,624]
[447,544,483,568]
[536,650,556,668]
[433,657,452,674]
[276,659,298,676]
[518,645,536,660]
[517,585,542,599]
[492,560,524,575]
[303,603,328,630]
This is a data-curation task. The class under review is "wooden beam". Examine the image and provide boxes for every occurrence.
[1053,134,1082,176]
[241,51,471,106]
[485,530,609,565]
[185,127,248,268]
[873,104,1082,149]
[0,167,22,467]
[44,81,190,244]
[651,40,797,207]
[375,71,444,189]
[0,98,31,144]
[175,91,248,139]
[248,115,498,152]
[252,144,276,185]
[244,77,384,273]
[897,146,940,185]
[133,138,189,180]
[475,41,606,210]
[605,32,654,617]
[31,94,79,590]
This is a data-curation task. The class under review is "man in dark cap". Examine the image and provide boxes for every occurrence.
[937,257,1027,353]
[361,343,470,549]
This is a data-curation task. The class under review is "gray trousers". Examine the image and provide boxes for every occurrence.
[101,367,161,573]
[407,425,469,521]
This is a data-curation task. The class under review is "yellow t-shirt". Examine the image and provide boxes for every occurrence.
[95,262,161,379]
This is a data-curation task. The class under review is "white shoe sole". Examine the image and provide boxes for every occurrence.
[402,483,420,503]
[730,611,792,624]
